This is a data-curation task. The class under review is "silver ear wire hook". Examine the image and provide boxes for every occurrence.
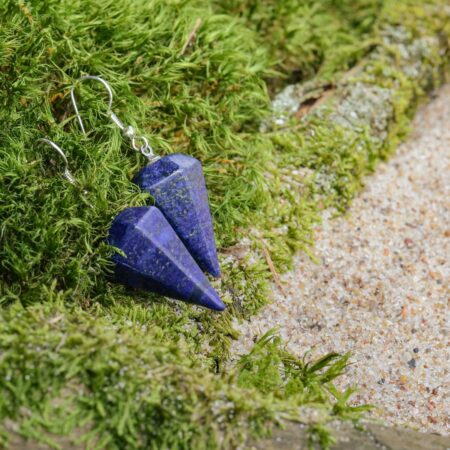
[70,75,158,162]
[37,138,93,208]
[70,75,114,135]
[37,138,77,185]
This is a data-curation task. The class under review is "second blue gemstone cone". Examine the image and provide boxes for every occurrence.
[134,154,220,277]
[108,206,225,311]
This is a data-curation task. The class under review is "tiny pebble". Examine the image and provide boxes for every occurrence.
[408,359,417,369]
[404,238,414,248]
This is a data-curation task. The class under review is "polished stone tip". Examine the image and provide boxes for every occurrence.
[198,286,226,311]
[134,154,221,278]
[108,206,225,312]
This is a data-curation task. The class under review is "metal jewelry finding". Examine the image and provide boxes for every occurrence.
[37,138,77,185]
[36,138,92,205]
[70,75,157,161]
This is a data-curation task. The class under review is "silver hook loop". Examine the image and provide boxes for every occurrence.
[131,135,155,158]
[70,75,114,135]
[37,138,77,185]
[70,75,157,161]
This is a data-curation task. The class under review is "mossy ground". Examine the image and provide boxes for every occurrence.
[0,0,448,448]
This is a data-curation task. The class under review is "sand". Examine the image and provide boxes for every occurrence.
[231,84,450,435]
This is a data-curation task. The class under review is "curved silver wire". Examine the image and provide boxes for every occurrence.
[37,138,77,185]
[70,75,113,135]
[70,75,157,161]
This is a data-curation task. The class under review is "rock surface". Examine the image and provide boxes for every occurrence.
[249,422,450,450]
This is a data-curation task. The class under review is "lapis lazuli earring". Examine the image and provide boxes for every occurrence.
[133,154,220,277]
[37,138,225,311]
[70,76,221,278]
[109,206,224,310]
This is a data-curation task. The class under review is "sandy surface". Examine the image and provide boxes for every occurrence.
[231,84,450,434]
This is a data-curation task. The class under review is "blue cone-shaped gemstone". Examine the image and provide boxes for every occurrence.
[108,206,225,311]
[134,154,220,277]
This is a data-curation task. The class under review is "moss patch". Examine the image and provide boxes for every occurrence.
[0,304,365,449]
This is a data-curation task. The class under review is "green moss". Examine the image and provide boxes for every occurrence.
[215,0,384,84]
[0,0,449,448]
[0,305,367,449]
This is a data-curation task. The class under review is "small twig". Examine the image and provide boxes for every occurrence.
[55,333,67,352]
[180,18,202,56]
[48,314,64,324]
[261,241,287,298]
[294,86,335,119]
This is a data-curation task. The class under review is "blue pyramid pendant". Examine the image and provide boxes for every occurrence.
[108,206,225,311]
[134,154,220,277]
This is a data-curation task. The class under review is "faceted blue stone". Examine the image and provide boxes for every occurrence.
[108,206,225,311]
[134,154,220,277]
